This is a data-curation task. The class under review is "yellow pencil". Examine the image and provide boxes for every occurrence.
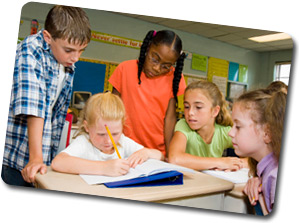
[105,124,122,159]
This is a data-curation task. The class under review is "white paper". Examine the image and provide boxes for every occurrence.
[80,159,196,185]
[202,168,249,184]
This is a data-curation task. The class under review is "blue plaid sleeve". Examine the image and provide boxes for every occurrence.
[11,42,46,118]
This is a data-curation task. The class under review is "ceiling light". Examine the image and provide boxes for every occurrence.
[249,33,291,43]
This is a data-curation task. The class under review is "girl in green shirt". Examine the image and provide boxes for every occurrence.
[168,80,244,171]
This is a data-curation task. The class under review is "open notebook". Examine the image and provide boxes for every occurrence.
[80,159,196,185]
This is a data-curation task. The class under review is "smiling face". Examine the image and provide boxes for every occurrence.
[43,30,88,67]
[84,118,123,154]
[228,102,270,161]
[183,89,220,131]
[143,44,178,78]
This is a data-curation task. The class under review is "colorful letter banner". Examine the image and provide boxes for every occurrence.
[91,31,142,49]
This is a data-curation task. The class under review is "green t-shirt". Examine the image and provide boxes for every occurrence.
[174,119,233,157]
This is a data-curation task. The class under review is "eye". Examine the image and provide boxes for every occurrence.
[112,133,119,137]
[184,104,190,109]
[161,64,171,70]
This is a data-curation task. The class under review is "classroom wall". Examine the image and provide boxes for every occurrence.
[18,2,293,90]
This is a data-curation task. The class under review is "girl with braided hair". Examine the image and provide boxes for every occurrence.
[109,30,186,157]
[168,80,244,171]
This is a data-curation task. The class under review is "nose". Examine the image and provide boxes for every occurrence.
[71,51,81,63]
[152,64,161,73]
[228,128,234,138]
[104,134,111,144]
[188,107,195,116]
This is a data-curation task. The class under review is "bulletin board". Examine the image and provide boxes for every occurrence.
[73,58,108,95]
[103,62,119,92]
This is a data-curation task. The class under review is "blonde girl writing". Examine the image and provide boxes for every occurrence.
[51,92,163,176]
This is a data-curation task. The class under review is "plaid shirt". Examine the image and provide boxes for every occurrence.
[3,30,75,171]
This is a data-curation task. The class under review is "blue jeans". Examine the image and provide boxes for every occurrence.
[1,165,34,187]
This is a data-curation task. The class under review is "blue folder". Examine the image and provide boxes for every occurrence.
[104,170,183,188]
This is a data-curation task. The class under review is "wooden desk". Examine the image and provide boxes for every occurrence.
[224,183,254,214]
[35,167,234,211]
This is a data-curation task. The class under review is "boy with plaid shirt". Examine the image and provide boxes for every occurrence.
[1,5,91,186]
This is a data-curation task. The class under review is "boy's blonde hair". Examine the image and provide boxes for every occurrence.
[235,89,287,176]
[45,5,91,45]
[75,92,126,137]
[185,80,233,126]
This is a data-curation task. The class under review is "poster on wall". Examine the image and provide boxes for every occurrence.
[207,57,229,96]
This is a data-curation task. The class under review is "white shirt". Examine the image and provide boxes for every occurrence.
[51,64,66,110]
[60,134,144,160]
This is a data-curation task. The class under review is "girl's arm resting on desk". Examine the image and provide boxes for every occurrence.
[21,116,47,183]
[168,131,243,171]
[127,148,164,168]
[51,152,130,177]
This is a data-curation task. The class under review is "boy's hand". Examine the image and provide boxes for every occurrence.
[21,160,47,183]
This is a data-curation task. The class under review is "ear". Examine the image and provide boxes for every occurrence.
[212,105,220,118]
[43,30,52,45]
[263,125,271,144]
[83,120,89,133]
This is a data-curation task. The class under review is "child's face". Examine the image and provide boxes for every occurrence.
[43,30,88,67]
[183,89,219,131]
[84,118,123,154]
[143,44,178,78]
[228,103,269,161]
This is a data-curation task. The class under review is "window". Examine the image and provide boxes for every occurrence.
[274,62,291,85]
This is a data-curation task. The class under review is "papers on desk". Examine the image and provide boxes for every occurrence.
[202,168,250,184]
[80,159,196,185]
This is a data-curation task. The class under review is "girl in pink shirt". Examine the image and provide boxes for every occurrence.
[229,89,287,214]
[109,30,186,157]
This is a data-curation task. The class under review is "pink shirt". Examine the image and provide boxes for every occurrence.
[109,60,186,154]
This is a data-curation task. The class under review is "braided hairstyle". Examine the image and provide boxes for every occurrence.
[137,30,185,105]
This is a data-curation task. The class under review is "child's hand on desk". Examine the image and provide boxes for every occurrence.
[127,149,149,168]
[105,159,130,176]
[243,177,262,205]
[21,159,47,183]
[218,157,244,172]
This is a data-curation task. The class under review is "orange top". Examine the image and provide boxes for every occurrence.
[109,60,186,154]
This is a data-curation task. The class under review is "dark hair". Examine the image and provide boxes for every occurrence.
[45,5,91,45]
[137,30,185,104]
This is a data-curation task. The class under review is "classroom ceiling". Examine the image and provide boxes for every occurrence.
[115,12,293,53]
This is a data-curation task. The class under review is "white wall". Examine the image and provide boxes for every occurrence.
[18,2,293,90]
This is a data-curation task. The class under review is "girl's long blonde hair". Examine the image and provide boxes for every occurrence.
[74,92,126,138]
[185,80,233,126]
